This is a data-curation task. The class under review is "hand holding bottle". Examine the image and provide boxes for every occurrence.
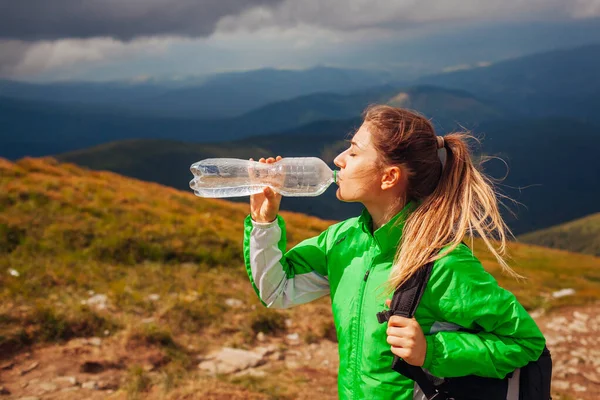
[249,156,283,223]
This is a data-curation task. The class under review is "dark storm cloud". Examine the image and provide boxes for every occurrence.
[0,41,30,75]
[1,0,597,42]
[1,0,598,78]
[0,0,284,41]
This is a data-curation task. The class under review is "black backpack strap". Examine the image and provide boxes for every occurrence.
[391,361,448,400]
[379,243,467,322]
[377,261,434,322]
[377,262,449,400]
[384,244,465,322]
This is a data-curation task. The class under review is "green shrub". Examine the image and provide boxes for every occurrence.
[93,237,164,265]
[28,304,119,343]
[250,309,286,336]
[320,322,338,343]
[128,323,176,349]
[0,223,26,253]
[0,327,31,356]
[163,300,223,332]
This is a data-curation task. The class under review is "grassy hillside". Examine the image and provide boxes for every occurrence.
[519,213,600,256]
[2,157,600,397]
[0,157,341,397]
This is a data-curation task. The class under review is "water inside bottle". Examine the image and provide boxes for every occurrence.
[189,157,336,198]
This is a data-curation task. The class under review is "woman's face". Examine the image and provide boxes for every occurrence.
[333,123,384,203]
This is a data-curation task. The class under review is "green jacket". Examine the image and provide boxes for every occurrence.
[243,202,545,400]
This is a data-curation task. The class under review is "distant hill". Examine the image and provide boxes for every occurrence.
[0,96,207,159]
[386,85,504,130]
[0,94,356,160]
[419,43,600,124]
[54,133,365,224]
[55,138,274,197]
[473,118,600,234]
[0,67,396,119]
[135,67,398,118]
[55,116,600,235]
[0,85,501,160]
[0,78,169,107]
[519,213,600,256]
[243,85,504,134]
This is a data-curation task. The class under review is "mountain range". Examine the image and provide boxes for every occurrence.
[0,67,397,119]
[1,43,599,236]
[0,84,502,159]
[419,43,600,125]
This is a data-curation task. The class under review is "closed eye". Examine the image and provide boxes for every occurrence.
[344,140,358,157]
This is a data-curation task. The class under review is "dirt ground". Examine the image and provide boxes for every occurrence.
[1,303,599,399]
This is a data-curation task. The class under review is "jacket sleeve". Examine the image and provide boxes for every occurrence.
[243,214,330,309]
[421,245,546,379]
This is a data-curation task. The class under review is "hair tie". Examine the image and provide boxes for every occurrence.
[436,136,445,149]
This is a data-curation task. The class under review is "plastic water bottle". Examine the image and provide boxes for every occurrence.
[189,157,338,198]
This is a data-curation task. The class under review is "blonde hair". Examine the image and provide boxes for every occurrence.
[363,105,521,291]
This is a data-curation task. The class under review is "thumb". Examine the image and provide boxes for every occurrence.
[264,187,274,198]
[385,299,392,308]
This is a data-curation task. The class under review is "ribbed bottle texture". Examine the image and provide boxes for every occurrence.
[189,157,337,198]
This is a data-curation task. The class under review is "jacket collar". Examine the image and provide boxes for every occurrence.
[358,200,417,253]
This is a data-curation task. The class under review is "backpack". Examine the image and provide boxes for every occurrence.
[376,261,553,400]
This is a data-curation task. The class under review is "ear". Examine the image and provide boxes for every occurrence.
[381,166,402,190]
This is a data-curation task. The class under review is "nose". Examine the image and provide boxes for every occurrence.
[334,152,344,169]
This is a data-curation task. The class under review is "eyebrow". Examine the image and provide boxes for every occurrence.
[348,140,362,150]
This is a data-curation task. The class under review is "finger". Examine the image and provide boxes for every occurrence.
[386,326,411,338]
[388,316,412,328]
[276,156,282,161]
[385,299,391,308]
[390,346,411,360]
[263,187,273,198]
[387,335,412,348]
[259,158,266,163]
[267,157,275,163]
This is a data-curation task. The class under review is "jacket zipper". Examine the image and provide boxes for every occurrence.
[354,262,373,397]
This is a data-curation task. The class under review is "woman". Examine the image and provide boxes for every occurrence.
[243,105,545,399]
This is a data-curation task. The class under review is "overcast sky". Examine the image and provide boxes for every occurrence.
[1,0,599,81]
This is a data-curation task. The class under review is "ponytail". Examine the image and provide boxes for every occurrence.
[388,133,521,291]
[362,105,520,292]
